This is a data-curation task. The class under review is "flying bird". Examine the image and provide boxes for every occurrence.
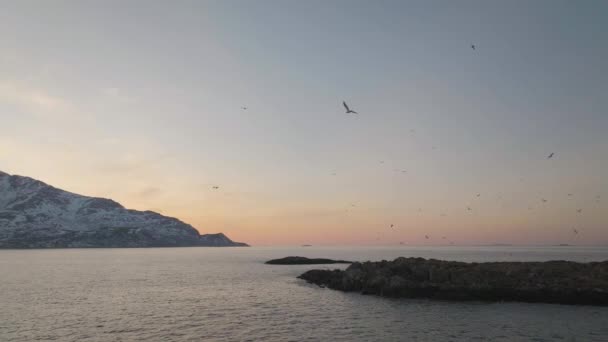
[467,206,472,211]
[212,186,219,190]
[425,235,430,240]
[476,194,481,197]
[541,198,548,203]
[547,153,554,159]
[471,44,476,50]
[577,209,583,213]
[390,224,394,228]
[241,106,247,110]
[342,101,358,114]
[573,228,579,235]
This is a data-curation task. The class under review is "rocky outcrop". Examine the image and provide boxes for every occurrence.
[266,256,352,265]
[298,257,608,306]
[0,171,248,248]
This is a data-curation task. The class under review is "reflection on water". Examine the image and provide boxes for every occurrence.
[1,246,607,341]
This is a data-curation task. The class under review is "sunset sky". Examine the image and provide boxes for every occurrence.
[1,1,607,245]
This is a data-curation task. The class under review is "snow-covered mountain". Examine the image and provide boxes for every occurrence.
[0,171,248,248]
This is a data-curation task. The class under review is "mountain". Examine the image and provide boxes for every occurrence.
[0,171,248,248]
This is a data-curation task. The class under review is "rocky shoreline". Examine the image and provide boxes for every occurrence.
[298,257,608,306]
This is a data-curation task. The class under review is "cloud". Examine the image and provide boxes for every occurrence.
[102,87,136,103]
[135,186,162,198]
[0,80,72,116]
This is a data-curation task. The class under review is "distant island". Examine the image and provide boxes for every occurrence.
[299,257,608,306]
[266,256,352,265]
[0,171,248,248]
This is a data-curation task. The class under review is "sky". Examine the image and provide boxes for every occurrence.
[1,0,607,246]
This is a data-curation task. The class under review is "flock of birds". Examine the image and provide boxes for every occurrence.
[207,43,600,245]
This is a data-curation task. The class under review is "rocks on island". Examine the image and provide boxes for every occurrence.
[0,170,248,248]
[298,257,608,306]
[266,256,353,265]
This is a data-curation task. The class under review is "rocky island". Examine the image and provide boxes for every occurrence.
[299,257,608,306]
[266,256,352,265]
[0,171,248,248]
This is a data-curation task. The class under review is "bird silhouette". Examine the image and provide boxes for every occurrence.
[390,224,394,228]
[467,206,472,211]
[577,209,583,213]
[212,186,219,190]
[476,194,481,197]
[342,101,358,114]
[471,44,476,50]
[425,235,430,240]
[573,228,579,235]
[547,153,554,159]
[541,199,548,203]
[241,106,247,110]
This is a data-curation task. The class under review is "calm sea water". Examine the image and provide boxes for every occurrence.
[1,246,607,342]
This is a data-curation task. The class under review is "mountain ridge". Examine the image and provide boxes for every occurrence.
[0,171,248,248]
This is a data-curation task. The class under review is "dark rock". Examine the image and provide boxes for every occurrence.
[298,257,608,306]
[266,256,353,265]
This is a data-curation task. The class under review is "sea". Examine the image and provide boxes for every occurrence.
[1,246,607,341]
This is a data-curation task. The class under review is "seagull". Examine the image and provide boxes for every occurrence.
[541,198,548,203]
[547,153,554,159]
[573,228,578,235]
[471,44,476,50]
[212,186,219,190]
[342,101,358,114]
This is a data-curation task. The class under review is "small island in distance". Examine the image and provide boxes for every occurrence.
[266,256,352,265]
[0,171,248,248]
